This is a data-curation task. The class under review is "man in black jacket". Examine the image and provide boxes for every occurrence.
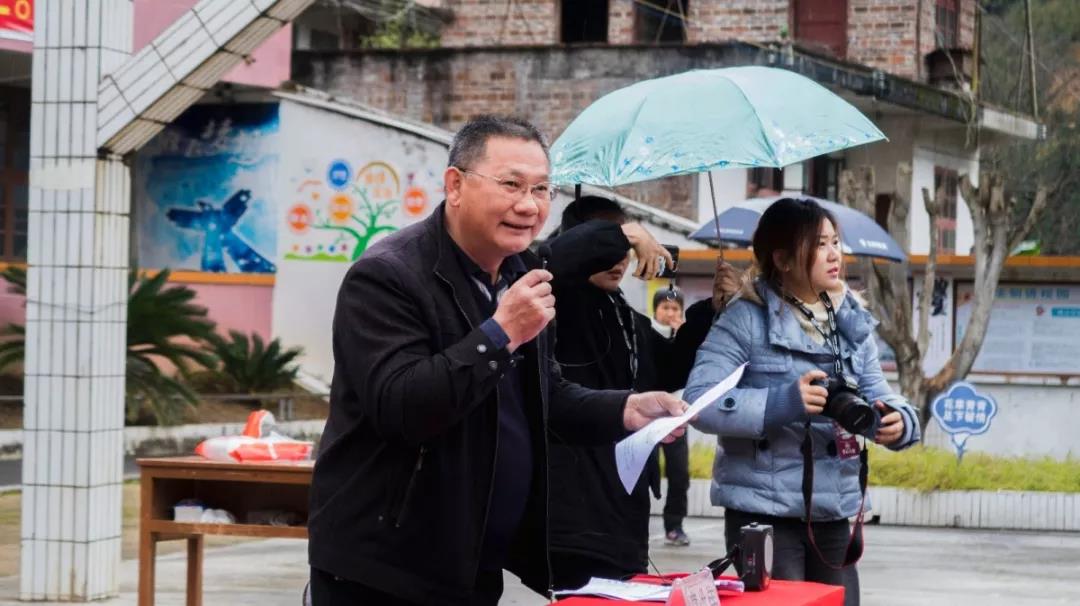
[307,116,687,606]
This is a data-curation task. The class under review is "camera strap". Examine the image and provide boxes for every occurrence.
[785,291,869,569]
[800,427,868,569]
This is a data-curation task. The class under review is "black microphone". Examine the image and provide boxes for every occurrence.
[538,244,551,270]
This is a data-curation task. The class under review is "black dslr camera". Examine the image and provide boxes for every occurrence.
[810,374,877,434]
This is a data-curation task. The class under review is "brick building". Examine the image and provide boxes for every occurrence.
[291,0,1034,254]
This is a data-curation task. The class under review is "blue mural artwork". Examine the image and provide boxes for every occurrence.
[166,190,276,273]
[326,159,352,190]
[136,103,279,273]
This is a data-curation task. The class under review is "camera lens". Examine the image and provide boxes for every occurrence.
[829,392,875,434]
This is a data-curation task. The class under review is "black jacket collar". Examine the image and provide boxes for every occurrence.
[427,203,539,326]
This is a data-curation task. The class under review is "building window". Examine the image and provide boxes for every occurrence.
[0,88,29,262]
[935,0,959,49]
[875,193,893,231]
[634,0,688,44]
[561,0,609,43]
[794,0,848,58]
[934,166,958,254]
[807,156,845,201]
[747,167,784,198]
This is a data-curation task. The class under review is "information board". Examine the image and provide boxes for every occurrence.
[955,282,1080,374]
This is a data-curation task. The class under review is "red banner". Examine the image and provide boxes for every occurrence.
[0,0,33,42]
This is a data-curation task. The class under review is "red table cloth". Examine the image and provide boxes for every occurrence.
[557,575,844,606]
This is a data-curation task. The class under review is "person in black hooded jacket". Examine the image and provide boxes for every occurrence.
[543,196,745,590]
[543,196,683,589]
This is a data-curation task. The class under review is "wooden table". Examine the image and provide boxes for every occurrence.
[136,456,314,606]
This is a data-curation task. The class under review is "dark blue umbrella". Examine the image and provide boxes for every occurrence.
[690,196,907,262]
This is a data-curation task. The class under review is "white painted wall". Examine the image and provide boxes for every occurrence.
[837,114,979,256]
[272,98,704,382]
[921,379,1080,460]
[686,378,1080,461]
[694,168,747,224]
[911,138,979,255]
[272,100,448,383]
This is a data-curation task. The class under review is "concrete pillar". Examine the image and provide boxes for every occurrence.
[21,0,133,599]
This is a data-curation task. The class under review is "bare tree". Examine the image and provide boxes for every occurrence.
[840,165,1049,426]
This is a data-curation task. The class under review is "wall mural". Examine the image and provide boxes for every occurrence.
[283,158,437,263]
[136,103,279,273]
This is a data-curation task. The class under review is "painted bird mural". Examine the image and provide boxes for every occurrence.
[165,190,276,273]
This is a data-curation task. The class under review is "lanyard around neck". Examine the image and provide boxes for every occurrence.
[605,293,638,381]
[782,290,843,376]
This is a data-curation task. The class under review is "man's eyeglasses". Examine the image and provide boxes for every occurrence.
[455,167,558,202]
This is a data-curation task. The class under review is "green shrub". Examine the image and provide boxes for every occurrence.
[687,441,1080,493]
[0,267,217,425]
[189,331,302,406]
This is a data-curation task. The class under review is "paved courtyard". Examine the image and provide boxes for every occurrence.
[2,516,1078,605]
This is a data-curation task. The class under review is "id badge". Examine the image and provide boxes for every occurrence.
[832,422,860,459]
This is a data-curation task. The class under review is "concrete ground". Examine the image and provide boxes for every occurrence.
[1,516,1078,605]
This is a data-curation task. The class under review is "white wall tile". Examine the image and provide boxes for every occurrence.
[57,49,73,104]
[44,540,59,596]
[129,75,176,119]
[42,101,58,160]
[35,322,52,376]
[165,24,216,79]
[113,50,159,103]
[60,486,74,543]
[70,103,85,158]
[50,321,63,380]
[61,376,75,432]
[32,537,46,596]
[58,431,73,486]
[59,4,74,52]
[71,542,88,599]
[45,0,59,48]
[84,47,100,101]
[204,1,259,46]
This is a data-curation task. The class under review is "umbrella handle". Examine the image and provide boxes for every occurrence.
[707,171,731,311]
[707,171,724,263]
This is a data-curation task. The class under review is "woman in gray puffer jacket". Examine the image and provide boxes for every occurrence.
[684,198,921,606]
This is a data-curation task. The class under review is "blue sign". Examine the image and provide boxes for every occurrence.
[931,382,998,462]
[327,159,352,190]
[1051,307,1080,318]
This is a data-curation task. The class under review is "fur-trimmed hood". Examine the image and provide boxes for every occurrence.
[734,274,868,309]
[729,276,878,355]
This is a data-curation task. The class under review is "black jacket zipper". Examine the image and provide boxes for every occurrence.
[394,445,426,528]
[540,329,554,601]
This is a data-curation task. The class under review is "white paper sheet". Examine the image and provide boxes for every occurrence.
[551,575,741,602]
[615,363,747,494]
[552,577,671,601]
